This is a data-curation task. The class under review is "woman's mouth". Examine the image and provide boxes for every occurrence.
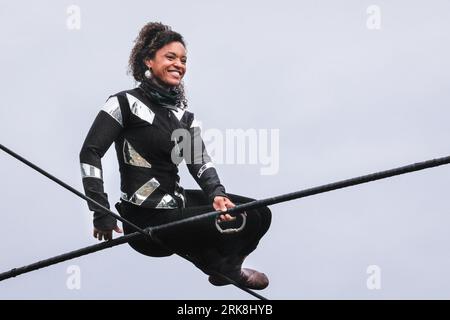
[168,70,182,78]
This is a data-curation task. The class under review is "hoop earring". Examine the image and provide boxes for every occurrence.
[144,68,152,79]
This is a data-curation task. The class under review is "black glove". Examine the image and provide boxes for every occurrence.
[93,211,117,231]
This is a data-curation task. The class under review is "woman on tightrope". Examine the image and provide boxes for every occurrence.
[79,22,271,290]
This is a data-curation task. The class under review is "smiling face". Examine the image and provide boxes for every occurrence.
[144,41,187,87]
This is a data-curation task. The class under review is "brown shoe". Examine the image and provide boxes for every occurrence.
[208,268,269,290]
[239,268,269,290]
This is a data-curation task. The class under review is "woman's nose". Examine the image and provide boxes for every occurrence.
[173,59,185,69]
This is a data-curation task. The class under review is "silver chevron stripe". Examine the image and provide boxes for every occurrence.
[127,178,160,206]
[126,93,155,124]
[171,108,185,121]
[156,194,178,209]
[123,139,151,168]
[80,163,102,180]
[101,96,123,126]
[197,162,214,178]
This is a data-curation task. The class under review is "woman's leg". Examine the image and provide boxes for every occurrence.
[218,192,272,257]
[117,190,271,281]
[181,190,272,272]
[179,190,272,289]
[117,201,176,257]
[117,196,236,259]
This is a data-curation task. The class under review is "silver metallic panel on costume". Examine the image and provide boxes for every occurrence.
[171,108,185,121]
[80,163,102,180]
[126,93,155,124]
[126,178,160,206]
[123,139,152,168]
[101,96,123,126]
[197,162,214,178]
[155,194,178,209]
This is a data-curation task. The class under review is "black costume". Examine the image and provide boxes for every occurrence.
[79,79,271,270]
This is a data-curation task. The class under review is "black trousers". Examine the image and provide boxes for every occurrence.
[117,189,271,271]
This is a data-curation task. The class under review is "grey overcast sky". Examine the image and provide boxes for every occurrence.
[1,0,450,299]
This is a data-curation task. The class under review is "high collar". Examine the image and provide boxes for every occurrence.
[139,78,181,111]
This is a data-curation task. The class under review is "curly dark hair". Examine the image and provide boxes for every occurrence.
[128,22,188,108]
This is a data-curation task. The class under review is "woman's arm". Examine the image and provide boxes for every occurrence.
[183,116,235,219]
[79,95,128,235]
[184,118,228,201]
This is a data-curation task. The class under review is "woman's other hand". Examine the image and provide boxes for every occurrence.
[213,196,236,222]
[93,225,123,241]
